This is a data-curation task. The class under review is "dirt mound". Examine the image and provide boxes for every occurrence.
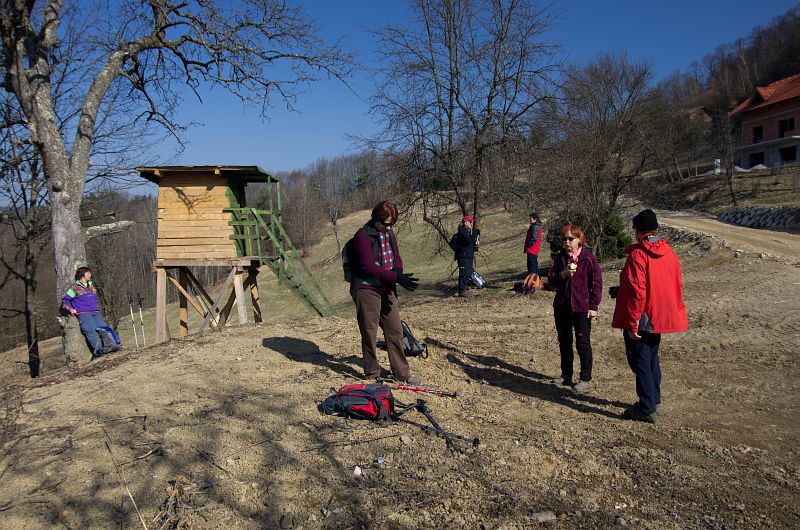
[0,233,798,529]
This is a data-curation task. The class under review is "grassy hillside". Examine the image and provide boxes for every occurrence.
[0,207,536,381]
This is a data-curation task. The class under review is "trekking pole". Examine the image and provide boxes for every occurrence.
[395,417,481,447]
[127,293,139,348]
[414,399,455,449]
[136,293,146,346]
[390,385,458,398]
[394,400,479,448]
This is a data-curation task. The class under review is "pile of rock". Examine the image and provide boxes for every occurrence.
[719,206,800,229]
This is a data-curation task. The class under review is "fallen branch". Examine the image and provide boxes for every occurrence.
[102,427,149,530]
[194,447,230,474]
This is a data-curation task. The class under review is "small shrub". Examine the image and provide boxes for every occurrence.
[546,210,632,262]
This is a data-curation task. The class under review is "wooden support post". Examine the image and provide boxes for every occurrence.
[198,267,237,333]
[233,267,248,325]
[247,267,261,323]
[178,268,189,337]
[155,267,170,343]
[218,286,237,329]
[166,270,207,321]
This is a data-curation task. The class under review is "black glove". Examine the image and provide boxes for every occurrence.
[396,272,419,291]
[608,286,619,299]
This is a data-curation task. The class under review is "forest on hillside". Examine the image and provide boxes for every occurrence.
[1,2,799,371]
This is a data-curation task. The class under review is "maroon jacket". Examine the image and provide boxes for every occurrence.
[548,248,603,313]
[352,221,403,293]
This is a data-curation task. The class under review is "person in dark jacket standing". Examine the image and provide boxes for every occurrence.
[453,215,479,297]
[524,213,543,276]
[611,209,688,424]
[547,224,602,394]
[351,201,421,384]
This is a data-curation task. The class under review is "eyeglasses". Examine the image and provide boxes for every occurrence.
[380,220,394,228]
[562,236,576,242]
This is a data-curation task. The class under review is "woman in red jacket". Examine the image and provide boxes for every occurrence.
[548,224,603,394]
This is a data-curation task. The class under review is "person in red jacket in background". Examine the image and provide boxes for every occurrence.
[524,212,543,276]
[611,209,688,424]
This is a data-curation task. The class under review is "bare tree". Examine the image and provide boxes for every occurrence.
[709,110,740,206]
[1,0,351,360]
[0,95,49,377]
[538,52,657,259]
[276,169,325,253]
[370,0,557,243]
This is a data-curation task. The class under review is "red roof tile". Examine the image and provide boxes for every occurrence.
[731,73,800,115]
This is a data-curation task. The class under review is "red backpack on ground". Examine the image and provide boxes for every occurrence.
[319,383,395,421]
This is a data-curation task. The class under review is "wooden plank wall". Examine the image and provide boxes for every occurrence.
[156,174,239,260]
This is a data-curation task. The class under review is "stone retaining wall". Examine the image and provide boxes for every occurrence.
[718,206,800,229]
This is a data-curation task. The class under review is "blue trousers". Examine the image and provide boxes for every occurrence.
[526,254,539,276]
[77,312,108,354]
[624,331,662,414]
[457,258,473,295]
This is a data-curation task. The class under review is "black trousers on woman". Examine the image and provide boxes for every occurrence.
[554,305,593,383]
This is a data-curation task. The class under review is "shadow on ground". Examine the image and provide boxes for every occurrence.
[262,336,362,379]
[446,351,628,419]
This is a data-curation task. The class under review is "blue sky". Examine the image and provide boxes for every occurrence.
[156,0,799,175]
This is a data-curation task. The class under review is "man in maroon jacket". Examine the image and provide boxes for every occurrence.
[612,209,688,424]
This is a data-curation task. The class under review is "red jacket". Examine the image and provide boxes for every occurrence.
[612,234,688,335]
[524,222,542,256]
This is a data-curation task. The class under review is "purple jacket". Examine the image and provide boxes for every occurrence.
[352,221,403,293]
[548,248,603,313]
[62,280,101,314]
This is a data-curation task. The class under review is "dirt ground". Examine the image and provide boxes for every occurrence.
[1,223,799,529]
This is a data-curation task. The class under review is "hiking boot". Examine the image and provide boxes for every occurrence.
[573,380,592,394]
[551,376,572,386]
[400,375,423,386]
[622,404,657,424]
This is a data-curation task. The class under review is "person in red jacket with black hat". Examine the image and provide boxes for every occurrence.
[611,209,688,424]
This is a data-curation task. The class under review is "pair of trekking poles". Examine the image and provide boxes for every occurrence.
[127,293,146,347]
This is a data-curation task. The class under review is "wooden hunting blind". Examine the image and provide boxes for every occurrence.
[139,165,331,343]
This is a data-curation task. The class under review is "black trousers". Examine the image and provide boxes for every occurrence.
[554,305,593,382]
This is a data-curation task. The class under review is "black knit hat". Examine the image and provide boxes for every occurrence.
[632,209,658,232]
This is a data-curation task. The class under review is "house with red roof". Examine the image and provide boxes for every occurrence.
[730,73,800,168]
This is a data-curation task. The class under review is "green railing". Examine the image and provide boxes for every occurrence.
[225,207,333,317]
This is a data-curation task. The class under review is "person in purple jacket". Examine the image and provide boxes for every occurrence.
[547,224,603,394]
[350,202,421,384]
[62,266,114,357]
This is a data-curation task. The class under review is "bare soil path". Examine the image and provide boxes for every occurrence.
[657,209,800,262]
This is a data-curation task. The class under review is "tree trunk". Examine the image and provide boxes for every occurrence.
[24,250,40,378]
[50,185,89,363]
[726,169,738,206]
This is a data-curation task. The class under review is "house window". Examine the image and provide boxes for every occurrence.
[779,117,795,138]
[779,146,797,162]
[752,125,763,143]
[749,152,765,167]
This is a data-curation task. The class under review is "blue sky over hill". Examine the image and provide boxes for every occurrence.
[151,0,799,178]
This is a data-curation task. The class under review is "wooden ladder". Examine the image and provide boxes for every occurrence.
[227,208,333,317]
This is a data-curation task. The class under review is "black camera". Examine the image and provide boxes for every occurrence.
[608,286,619,299]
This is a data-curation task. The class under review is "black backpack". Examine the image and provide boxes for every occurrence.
[402,321,428,358]
[448,232,459,259]
[342,237,356,282]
